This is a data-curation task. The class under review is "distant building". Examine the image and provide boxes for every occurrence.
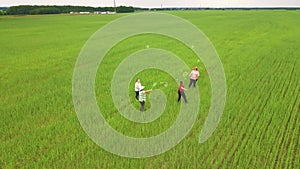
[79,12,90,14]
[99,11,116,14]
[70,11,116,15]
[70,11,91,15]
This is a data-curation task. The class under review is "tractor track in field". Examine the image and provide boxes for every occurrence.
[286,95,299,169]
[212,57,270,166]
[273,62,297,169]
[210,55,269,165]
[291,104,299,169]
[255,58,296,168]
[210,90,254,166]
[279,64,298,168]
[219,93,268,168]
[257,61,296,167]
[240,56,293,167]
[227,54,267,86]
[282,63,296,99]
[228,83,275,168]
[261,58,293,167]
[281,87,299,168]
[221,56,288,168]
[218,77,272,168]
[273,94,298,169]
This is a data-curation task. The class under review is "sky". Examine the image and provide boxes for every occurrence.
[1,0,300,8]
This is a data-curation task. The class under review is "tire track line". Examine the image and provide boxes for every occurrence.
[217,57,284,168]
[231,57,286,167]
[273,63,297,169]
[231,56,284,165]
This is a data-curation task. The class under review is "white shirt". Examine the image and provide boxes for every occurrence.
[135,82,141,91]
[190,70,199,80]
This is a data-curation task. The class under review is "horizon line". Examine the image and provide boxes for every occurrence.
[1,5,300,8]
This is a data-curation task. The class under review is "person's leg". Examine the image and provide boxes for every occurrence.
[140,101,145,112]
[193,79,196,87]
[135,91,139,100]
[178,90,181,102]
[181,92,187,103]
[188,79,193,88]
[142,101,145,111]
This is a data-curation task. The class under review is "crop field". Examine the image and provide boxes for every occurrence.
[0,10,299,168]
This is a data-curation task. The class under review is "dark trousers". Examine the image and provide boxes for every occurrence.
[140,101,145,111]
[178,91,187,103]
[189,79,197,88]
[135,91,139,100]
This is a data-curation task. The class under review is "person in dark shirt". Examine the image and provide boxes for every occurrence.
[178,81,187,103]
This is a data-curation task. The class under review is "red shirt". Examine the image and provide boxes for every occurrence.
[178,83,184,92]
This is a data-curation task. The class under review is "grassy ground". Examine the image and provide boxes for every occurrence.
[0,11,299,168]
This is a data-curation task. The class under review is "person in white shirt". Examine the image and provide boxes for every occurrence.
[189,66,200,88]
[135,78,142,100]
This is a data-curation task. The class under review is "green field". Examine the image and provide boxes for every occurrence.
[1,10,299,168]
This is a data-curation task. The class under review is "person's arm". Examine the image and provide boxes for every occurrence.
[181,86,187,91]
[145,89,152,93]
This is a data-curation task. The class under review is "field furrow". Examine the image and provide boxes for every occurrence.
[286,93,300,169]
[291,103,300,169]
[279,64,299,168]
[228,55,291,168]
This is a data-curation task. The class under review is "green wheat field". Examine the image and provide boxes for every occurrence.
[1,10,299,168]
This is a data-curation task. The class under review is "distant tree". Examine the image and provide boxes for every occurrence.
[97,7,115,12]
[7,5,34,15]
[6,5,135,15]
[0,10,6,15]
[116,6,134,13]
[29,7,60,14]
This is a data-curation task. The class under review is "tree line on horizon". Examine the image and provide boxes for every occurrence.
[1,5,134,15]
[1,5,299,15]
